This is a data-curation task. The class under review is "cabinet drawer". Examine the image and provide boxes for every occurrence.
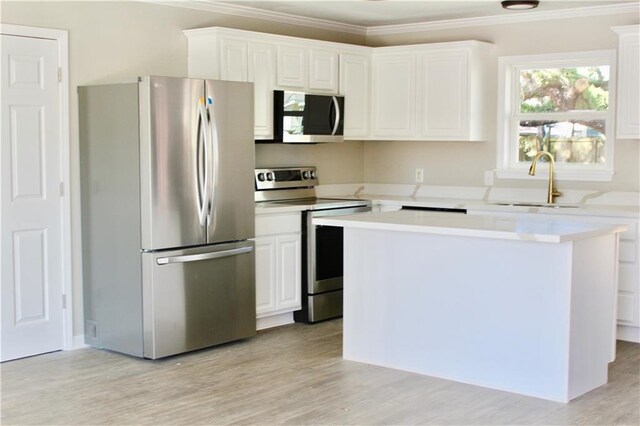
[619,240,638,263]
[617,292,637,324]
[256,212,301,237]
[618,263,639,292]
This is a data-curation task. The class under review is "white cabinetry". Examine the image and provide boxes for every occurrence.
[254,212,301,330]
[185,27,493,142]
[372,52,416,137]
[339,52,371,139]
[613,25,640,139]
[185,28,276,139]
[276,45,339,93]
[248,43,276,138]
[371,42,492,141]
[468,208,640,342]
[276,45,307,89]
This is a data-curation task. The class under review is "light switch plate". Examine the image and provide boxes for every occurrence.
[415,168,424,183]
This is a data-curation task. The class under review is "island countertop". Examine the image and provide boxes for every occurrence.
[313,210,627,243]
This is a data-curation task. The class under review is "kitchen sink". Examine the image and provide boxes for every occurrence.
[491,202,581,209]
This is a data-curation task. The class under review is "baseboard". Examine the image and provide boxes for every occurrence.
[257,312,294,330]
[71,334,88,350]
[617,325,640,343]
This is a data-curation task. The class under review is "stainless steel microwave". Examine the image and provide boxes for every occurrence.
[270,90,344,143]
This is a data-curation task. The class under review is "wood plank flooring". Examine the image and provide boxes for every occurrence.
[1,320,639,425]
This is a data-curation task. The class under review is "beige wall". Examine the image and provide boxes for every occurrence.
[364,12,640,191]
[1,0,365,338]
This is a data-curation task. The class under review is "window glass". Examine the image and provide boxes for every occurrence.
[518,120,606,165]
[519,66,610,113]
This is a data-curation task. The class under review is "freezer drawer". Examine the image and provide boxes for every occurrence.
[142,241,256,359]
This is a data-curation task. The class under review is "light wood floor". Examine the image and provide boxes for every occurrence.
[2,320,639,425]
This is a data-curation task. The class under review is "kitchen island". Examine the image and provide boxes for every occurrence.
[314,210,627,402]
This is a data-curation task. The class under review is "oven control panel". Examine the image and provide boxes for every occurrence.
[254,167,319,190]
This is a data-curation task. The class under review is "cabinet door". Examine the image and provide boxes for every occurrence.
[254,237,277,317]
[615,26,640,139]
[309,49,338,93]
[249,42,276,139]
[277,45,307,89]
[417,50,468,139]
[219,38,248,82]
[276,234,301,311]
[371,53,416,137]
[340,53,370,138]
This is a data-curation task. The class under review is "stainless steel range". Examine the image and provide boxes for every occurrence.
[255,167,372,323]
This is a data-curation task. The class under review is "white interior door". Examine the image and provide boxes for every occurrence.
[1,34,64,361]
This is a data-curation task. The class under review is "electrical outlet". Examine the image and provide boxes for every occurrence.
[484,171,494,186]
[415,168,424,183]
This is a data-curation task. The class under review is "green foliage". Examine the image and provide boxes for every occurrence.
[519,66,609,113]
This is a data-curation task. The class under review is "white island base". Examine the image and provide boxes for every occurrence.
[316,211,625,403]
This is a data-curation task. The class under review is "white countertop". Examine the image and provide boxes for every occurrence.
[313,210,628,243]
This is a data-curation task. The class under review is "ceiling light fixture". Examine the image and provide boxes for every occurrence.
[501,1,540,10]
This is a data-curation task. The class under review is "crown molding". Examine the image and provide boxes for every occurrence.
[146,0,367,35]
[366,3,640,36]
[144,1,639,38]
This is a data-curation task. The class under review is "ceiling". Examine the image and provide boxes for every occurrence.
[214,0,638,27]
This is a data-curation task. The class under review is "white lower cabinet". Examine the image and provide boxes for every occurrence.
[254,212,301,329]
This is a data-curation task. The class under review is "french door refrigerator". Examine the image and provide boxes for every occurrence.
[79,76,256,359]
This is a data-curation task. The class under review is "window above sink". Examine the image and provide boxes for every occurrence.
[496,50,617,182]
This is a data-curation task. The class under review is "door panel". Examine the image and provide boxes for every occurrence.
[141,76,206,250]
[204,80,255,244]
[142,241,256,359]
[1,34,63,361]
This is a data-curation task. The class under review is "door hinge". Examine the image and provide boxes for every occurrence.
[60,182,64,197]
[58,67,62,83]
[61,294,67,309]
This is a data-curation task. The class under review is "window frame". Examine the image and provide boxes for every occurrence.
[496,50,617,182]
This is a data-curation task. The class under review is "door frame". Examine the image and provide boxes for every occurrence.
[0,24,73,351]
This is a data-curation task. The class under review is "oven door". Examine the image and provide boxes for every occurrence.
[306,206,371,294]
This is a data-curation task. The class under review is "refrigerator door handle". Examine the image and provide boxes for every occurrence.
[156,246,253,265]
[197,101,211,227]
[331,96,340,136]
[206,98,220,225]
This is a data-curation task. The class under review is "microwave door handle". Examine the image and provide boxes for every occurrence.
[331,96,340,136]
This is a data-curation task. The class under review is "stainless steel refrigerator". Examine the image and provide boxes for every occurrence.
[79,76,256,359]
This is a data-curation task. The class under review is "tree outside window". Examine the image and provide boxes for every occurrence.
[497,51,616,181]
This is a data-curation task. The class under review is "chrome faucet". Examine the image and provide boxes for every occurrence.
[528,151,562,204]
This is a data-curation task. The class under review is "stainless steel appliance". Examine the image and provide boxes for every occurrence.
[254,167,371,323]
[79,76,256,359]
[264,90,344,143]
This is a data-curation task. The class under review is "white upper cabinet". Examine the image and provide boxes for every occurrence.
[277,45,339,93]
[248,42,276,139]
[417,50,467,139]
[613,25,640,139]
[219,38,248,82]
[184,27,493,142]
[308,49,339,93]
[276,45,307,89]
[371,41,492,141]
[339,52,371,139]
[372,52,416,137]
